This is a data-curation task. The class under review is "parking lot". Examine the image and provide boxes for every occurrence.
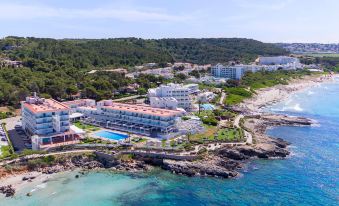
[0,116,31,152]
[0,124,9,156]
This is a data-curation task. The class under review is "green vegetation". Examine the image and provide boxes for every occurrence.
[223,70,313,105]
[216,128,244,142]
[305,53,339,58]
[190,125,218,143]
[74,121,99,132]
[81,137,114,144]
[197,111,218,126]
[224,87,253,105]
[0,145,12,159]
[0,111,13,119]
[27,155,56,170]
[0,37,286,107]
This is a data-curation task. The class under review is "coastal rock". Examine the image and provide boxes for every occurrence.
[162,159,238,178]
[0,185,15,197]
[22,176,29,181]
[218,149,247,160]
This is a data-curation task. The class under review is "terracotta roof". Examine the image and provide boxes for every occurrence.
[102,102,183,117]
[23,99,70,114]
[62,99,94,106]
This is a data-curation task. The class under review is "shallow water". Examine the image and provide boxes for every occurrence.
[1,80,339,206]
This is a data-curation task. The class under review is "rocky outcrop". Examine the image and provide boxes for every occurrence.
[0,185,15,197]
[162,159,238,178]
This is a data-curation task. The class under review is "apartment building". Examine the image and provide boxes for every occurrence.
[148,83,198,110]
[21,94,79,150]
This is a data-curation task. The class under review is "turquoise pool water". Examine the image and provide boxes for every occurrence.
[201,103,215,111]
[94,130,128,140]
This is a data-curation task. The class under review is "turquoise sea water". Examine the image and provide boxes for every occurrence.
[1,80,339,206]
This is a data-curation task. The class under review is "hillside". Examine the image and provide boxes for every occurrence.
[1,37,287,70]
[0,37,287,107]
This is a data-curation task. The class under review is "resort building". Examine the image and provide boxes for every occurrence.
[63,99,96,113]
[81,100,184,138]
[149,97,178,110]
[198,92,216,103]
[148,83,197,110]
[257,56,300,65]
[211,64,245,80]
[21,94,79,150]
[256,56,302,70]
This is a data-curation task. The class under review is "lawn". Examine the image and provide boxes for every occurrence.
[189,125,218,143]
[74,121,99,132]
[216,128,244,142]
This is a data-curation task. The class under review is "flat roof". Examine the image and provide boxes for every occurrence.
[102,103,183,117]
[63,99,94,106]
[23,99,70,114]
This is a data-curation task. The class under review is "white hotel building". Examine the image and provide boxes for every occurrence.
[148,83,199,110]
[211,56,301,80]
[211,63,246,80]
[21,95,79,150]
[64,99,184,138]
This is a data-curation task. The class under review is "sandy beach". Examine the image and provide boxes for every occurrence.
[0,171,57,195]
[240,74,338,113]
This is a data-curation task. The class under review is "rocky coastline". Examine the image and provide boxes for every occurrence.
[0,113,314,198]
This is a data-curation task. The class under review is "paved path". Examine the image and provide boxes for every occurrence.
[219,92,226,105]
[234,115,253,144]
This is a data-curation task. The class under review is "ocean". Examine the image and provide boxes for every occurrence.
[1,80,339,206]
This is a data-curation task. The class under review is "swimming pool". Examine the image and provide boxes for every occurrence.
[94,130,128,140]
[201,103,215,111]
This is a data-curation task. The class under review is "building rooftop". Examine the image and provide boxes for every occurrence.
[63,99,94,106]
[102,102,183,117]
[23,98,70,114]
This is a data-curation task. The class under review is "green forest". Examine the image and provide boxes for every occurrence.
[0,36,288,107]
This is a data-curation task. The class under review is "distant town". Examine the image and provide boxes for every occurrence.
[276,43,339,54]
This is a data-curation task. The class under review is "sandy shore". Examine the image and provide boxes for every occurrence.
[0,171,58,194]
[240,74,338,113]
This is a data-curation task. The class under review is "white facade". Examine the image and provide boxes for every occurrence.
[21,95,78,150]
[257,56,300,65]
[77,100,183,138]
[149,97,178,110]
[211,64,245,80]
[198,92,216,103]
[148,83,194,110]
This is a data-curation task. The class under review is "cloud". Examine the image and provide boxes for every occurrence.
[0,2,191,23]
[233,0,294,10]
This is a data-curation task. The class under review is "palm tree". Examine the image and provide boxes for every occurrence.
[198,100,202,115]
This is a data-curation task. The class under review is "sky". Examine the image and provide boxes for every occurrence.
[0,0,339,43]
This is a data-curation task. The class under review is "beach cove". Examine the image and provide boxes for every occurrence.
[1,76,339,205]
